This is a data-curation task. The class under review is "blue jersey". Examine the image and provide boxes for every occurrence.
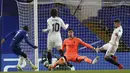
[4,30,35,48]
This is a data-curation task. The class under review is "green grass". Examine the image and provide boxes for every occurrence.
[1,70,130,73]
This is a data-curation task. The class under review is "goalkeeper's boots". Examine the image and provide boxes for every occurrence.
[32,65,38,71]
[92,56,99,64]
[118,64,123,70]
[16,65,23,71]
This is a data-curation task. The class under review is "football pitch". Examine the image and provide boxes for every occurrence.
[1,70,130,73]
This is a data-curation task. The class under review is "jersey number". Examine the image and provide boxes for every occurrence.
[52,23,60,32]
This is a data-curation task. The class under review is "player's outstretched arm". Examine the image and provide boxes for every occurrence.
[60,19,69,30]
[79,39,98,53]
[79,38,97,50]
[4,31,16,40]
[42,20,52,32]
[42,26,51,32]
[24,34,38,49]
[0,31,16,45]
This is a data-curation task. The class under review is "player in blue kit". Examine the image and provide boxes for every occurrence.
[0,26,38,71]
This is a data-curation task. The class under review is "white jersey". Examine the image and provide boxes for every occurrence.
[109,26,123,46]
[43,17,69,37]
[42,17,69,51]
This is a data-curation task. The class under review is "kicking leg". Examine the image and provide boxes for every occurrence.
[104,56,120,67]
[97,43,109,53]
[104,44,123,69]
[16,56,24,71]
[12,47,24,71]
[21,52,37,70]
[97,47,107,53]
[111,55,118,62]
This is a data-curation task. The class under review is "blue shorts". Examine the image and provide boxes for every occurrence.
[11,45,27,58]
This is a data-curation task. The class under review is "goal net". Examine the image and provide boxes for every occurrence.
[16,0,130,71]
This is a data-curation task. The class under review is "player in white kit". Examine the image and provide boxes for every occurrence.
[42,8,69,66]
[97,20,123,69]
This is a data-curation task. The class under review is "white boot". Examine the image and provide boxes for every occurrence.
[92,56,99,64]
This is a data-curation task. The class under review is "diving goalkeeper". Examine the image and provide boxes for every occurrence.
[49,28,99,70]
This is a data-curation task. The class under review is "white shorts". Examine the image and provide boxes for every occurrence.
[101,43,118,56]
[47,35,62,51]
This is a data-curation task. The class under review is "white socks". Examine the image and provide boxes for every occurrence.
[17,56,24,66]
[17,56,34,68]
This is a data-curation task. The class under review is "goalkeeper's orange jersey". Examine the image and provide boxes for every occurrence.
[62,37,94,56]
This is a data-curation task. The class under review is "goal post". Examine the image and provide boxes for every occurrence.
[15,0,39,70]
[33,0,39,71]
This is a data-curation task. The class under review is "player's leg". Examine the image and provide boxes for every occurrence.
[97,43,109,53]
[17,56,25,66]
[17,56,26,71]
[111,55,118,62]
[76,56,99,64]
[55,38,64,57]
[20,51,37,70]
[47,50,52,65]
[104,44,123,69]
[110,45,118,62]
[11,46,24,71]
[47,37,53,65]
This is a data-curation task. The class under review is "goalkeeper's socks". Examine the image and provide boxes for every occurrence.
[105,57,120,66]
[84,57,92,64]
[47,52,52,64]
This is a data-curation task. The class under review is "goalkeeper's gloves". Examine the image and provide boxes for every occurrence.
[93,47,99,53]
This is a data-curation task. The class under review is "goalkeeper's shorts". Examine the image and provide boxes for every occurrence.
[65,54,80,62]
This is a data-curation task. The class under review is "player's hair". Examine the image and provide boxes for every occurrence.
[23,25,29,31]
[114,20,120,23]
[68,28,73,32]
[50,8,58,17]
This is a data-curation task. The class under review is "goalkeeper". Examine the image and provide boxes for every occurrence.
[49,28,99,70]
[0,26,38,71]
